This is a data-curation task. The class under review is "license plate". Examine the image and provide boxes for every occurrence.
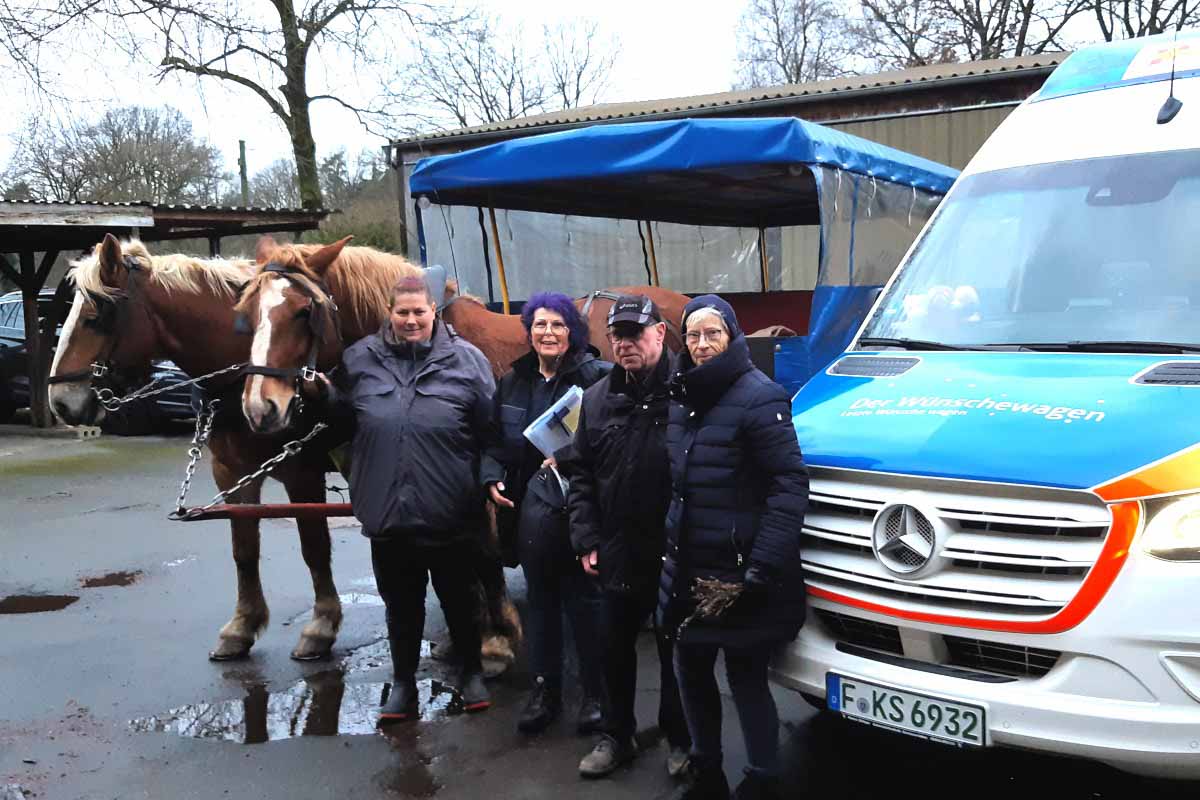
[826,673,986,747]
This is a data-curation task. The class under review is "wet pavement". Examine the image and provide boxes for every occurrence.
[1,431,1198,799]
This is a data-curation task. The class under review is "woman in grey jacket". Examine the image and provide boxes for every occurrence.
[327,275,497,723]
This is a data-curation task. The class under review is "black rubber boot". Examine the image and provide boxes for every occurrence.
[377,679,418,725]
[731,768,779,800]
[661,757,730,800]
[517,676,561,734]
[458,670,491,712]
[576,695,605,736]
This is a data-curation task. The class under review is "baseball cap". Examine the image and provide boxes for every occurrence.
[607,294,662,327]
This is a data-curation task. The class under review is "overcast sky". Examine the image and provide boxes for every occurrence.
[0,0,744,181]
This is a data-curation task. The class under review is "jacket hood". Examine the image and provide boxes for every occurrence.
[681,295,744,341]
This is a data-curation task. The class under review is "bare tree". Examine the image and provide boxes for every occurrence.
[852,0,1087,71]
[29,1,453,210]
[3,105,226,203]
[545,20,619,108]
[1092,0,1200,39]
[244,158,300,208]
[854,0,959,69]
[399,16,619,133]
[735,0,853,88]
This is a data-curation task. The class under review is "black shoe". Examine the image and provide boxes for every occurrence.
[377,679,418,725]
[517,676,561,734]
[661,759,730,800]
[576,696,604,735]
[458,670,491,712]
[731,768,778,800]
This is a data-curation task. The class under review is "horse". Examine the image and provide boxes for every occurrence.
[233,237,523,668]
[47,233,344,662]
[440,281,691,378]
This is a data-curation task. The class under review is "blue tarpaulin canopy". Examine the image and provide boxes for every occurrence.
[410,117,959,228]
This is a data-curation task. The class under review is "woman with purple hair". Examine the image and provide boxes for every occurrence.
[481,292,611,736]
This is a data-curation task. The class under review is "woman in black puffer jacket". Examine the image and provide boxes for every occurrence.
[658,295,808,800]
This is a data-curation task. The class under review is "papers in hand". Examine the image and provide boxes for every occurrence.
[523,385,584,459]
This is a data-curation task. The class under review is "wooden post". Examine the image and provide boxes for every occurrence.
[209,237,221,257]
[487,207,511,314]
[758,228,770,293]
[19,250,52,427]
[645,221,661,286]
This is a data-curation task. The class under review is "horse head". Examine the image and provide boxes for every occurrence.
[236,236,351,434]
[49,233,161,425]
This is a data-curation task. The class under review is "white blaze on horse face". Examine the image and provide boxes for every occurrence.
[244,276,288,426]
[48,291,91,420]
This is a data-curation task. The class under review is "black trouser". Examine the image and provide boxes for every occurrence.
[673,641,779,776]
[522,554,606,698]
[602,586,690,748]
[371,538,483,679]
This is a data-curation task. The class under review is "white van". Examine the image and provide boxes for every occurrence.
[773,30,1200,779]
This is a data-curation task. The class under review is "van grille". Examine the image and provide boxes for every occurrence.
[815,609,902,655]
[801,468,1111,619]
[944,635,1061,678]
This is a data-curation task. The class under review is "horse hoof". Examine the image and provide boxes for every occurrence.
[481,657,509,679]
[209,641,252,661]
[291,638,334,662]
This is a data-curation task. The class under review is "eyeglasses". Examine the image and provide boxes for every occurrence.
[532,320,568,334]
[606,327,647,343]
[685,328,727,345]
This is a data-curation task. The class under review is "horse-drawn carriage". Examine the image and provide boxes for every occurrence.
[44,115,957,667]
[408,116,958,395]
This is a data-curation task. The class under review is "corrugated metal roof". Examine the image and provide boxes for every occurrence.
[0,199,332,216]
[393,53,1065,148]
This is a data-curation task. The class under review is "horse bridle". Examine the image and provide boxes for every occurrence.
[236,264,342,406]
[47,255,150,388]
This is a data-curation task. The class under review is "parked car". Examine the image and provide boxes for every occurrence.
[0,290,195,432]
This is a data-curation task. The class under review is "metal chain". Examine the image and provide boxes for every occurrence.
[93,362,247,411]
[171,421,329,520]
[172,399,220,517]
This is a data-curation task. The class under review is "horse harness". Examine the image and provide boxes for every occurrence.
[47,255,151,392]
[236,263,342,411]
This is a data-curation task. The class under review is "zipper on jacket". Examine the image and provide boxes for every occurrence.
[731,523,744,567]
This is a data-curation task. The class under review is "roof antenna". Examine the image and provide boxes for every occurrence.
[1158,31,1183,124]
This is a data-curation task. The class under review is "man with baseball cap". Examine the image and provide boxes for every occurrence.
[565,294,692,779]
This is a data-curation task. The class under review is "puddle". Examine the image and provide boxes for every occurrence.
[0,595,79,614]
[129,672,457,743]
[79,570,142,588]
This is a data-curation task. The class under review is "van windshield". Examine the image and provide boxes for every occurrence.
[859,149,1200,352]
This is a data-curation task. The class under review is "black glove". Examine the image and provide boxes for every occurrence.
[742,563,777,594]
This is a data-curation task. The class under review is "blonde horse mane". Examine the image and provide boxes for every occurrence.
[295,243,422,325]
[69,239,253,301]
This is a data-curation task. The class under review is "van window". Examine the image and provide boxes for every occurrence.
[862,149,1200,348]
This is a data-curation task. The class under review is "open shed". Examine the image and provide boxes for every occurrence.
[0,200,331,427]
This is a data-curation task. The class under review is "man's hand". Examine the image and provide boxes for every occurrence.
[488,482,515,509]
[541,456,557,469]
[580,549,599,577]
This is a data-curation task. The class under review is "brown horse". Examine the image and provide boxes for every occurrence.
[234,237,523,667]
[48,234,343,662]
[440,281,691,378]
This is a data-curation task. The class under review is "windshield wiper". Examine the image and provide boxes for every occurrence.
[856,337,982,351]
[1013,341,1200,354]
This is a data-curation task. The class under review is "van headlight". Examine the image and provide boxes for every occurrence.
[1142,495,1200,561]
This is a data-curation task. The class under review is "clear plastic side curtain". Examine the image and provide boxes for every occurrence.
[417,205,781,302]
[775,166,942,395]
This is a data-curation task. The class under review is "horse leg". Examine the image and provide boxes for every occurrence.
[209,465,268,661]
[284,470,342,661]
[478,512,521,670]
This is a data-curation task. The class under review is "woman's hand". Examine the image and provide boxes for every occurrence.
[580,549,599,577]
[541,456,557,469]
[488,482,515,509]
